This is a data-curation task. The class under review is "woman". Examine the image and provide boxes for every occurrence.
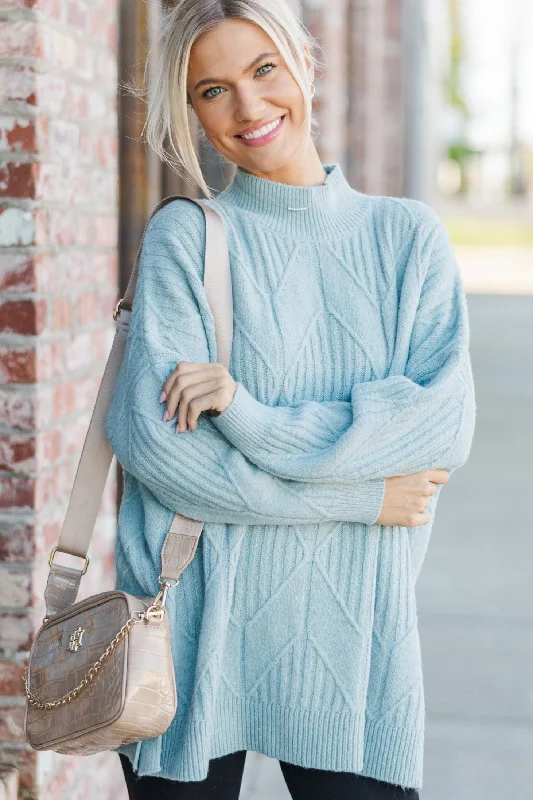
[104,1,476,798]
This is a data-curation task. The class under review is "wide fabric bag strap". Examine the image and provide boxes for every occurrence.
[44,196,233,618]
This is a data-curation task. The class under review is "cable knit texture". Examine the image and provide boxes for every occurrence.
[104,163,476,789]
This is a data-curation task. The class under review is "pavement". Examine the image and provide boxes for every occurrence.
[239,248,533,799]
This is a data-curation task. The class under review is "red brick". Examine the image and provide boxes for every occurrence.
[48,210,90,247]
[0,522,35,562]
[0,299,47,335]
[34,252,64,293]
[36,339,66,381]
[0,348,36,384]
[0,434,35,471]
[0,255,36,293]
[0,162,38,198]
[0,661,26,696]
[0,117,37,153]
[0,476,34,510]
[52,379,76,417]
[0,390,36,429]
[51,295,72,330]
[37,427,62,463]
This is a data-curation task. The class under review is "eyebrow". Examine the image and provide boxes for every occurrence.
[192,51,280,92]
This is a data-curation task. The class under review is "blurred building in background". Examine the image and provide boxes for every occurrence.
[0,0,531,798]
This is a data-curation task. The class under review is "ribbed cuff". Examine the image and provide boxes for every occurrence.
[212,381,282,453]
[308,478,385,526]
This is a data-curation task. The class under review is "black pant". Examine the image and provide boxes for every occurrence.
[119,751,419,800]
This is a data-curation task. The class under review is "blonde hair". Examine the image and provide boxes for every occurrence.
[126,0,324,199]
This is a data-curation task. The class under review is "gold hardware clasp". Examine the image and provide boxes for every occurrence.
[67,626,85,652]
[154,577,179,609]
[48,546,89,575]
[113,298,125,321]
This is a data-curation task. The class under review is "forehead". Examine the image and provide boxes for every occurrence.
[188,18,275,77]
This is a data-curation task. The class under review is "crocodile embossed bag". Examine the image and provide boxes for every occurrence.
[22,195,233,755]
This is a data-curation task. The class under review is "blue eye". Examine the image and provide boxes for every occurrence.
[202,62,276,100]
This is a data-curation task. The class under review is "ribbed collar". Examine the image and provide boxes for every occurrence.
[212,162,368,239]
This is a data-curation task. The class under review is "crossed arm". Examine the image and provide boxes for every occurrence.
[104,200,475,530]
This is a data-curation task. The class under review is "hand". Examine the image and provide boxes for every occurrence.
[375,469,450,527]
[159,361,237,433]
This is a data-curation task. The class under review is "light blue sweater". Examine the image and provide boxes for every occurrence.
[104,162,476,790]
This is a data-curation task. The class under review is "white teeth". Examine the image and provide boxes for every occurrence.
[240,116,282,140]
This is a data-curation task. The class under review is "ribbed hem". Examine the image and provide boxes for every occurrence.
[363,717,424,790]
[119,692,423,790]
[163,695,365,779]
[213,382,386,526]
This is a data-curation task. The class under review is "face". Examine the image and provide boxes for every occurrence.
[187,18,314,178]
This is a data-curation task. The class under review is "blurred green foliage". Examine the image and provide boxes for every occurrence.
[445,217,533,246]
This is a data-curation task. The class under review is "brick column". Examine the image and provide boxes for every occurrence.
[0,1,125,797]
[302,0,349,168]
[346,0,406,195]
[302,0,407,196]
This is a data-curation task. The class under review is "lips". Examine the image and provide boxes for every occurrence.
[235,115,286,138]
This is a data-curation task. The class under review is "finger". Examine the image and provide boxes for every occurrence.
[177,379,220,433]
[409,512,432,527]
[186,388,227,431]
[426,469,450,484]
[165,371,216,420]
[161,362,213,402]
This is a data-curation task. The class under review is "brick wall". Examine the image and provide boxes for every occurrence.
[0,1,125,797]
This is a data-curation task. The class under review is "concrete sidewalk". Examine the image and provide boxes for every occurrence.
[239,266,533,798]
[418,290,533,799]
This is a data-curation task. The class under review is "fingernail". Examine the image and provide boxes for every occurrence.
[159,390,167,403]
[162,410,169,422]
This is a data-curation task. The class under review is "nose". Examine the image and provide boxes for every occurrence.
[233,84,267,124]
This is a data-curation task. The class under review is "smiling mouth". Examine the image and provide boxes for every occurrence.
[235,115,286,139]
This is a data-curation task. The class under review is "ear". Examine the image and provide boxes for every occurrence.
[301,43,314,84]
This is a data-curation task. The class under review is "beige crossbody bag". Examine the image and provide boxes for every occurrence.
[22,196,233,755]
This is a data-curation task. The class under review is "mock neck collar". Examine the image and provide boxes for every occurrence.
[212,162,367,239]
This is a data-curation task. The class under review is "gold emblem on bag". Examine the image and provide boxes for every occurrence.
[67,626,85,652]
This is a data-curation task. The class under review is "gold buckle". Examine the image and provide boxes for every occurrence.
[48,546,89,576]
[113,298,125,321]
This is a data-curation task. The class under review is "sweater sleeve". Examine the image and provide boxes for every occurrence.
[103,200,386,527]
[211,207,476,481]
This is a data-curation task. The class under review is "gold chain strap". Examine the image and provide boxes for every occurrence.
[22,601,166,711]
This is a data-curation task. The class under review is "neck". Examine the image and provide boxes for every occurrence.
[237,144,327,188]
